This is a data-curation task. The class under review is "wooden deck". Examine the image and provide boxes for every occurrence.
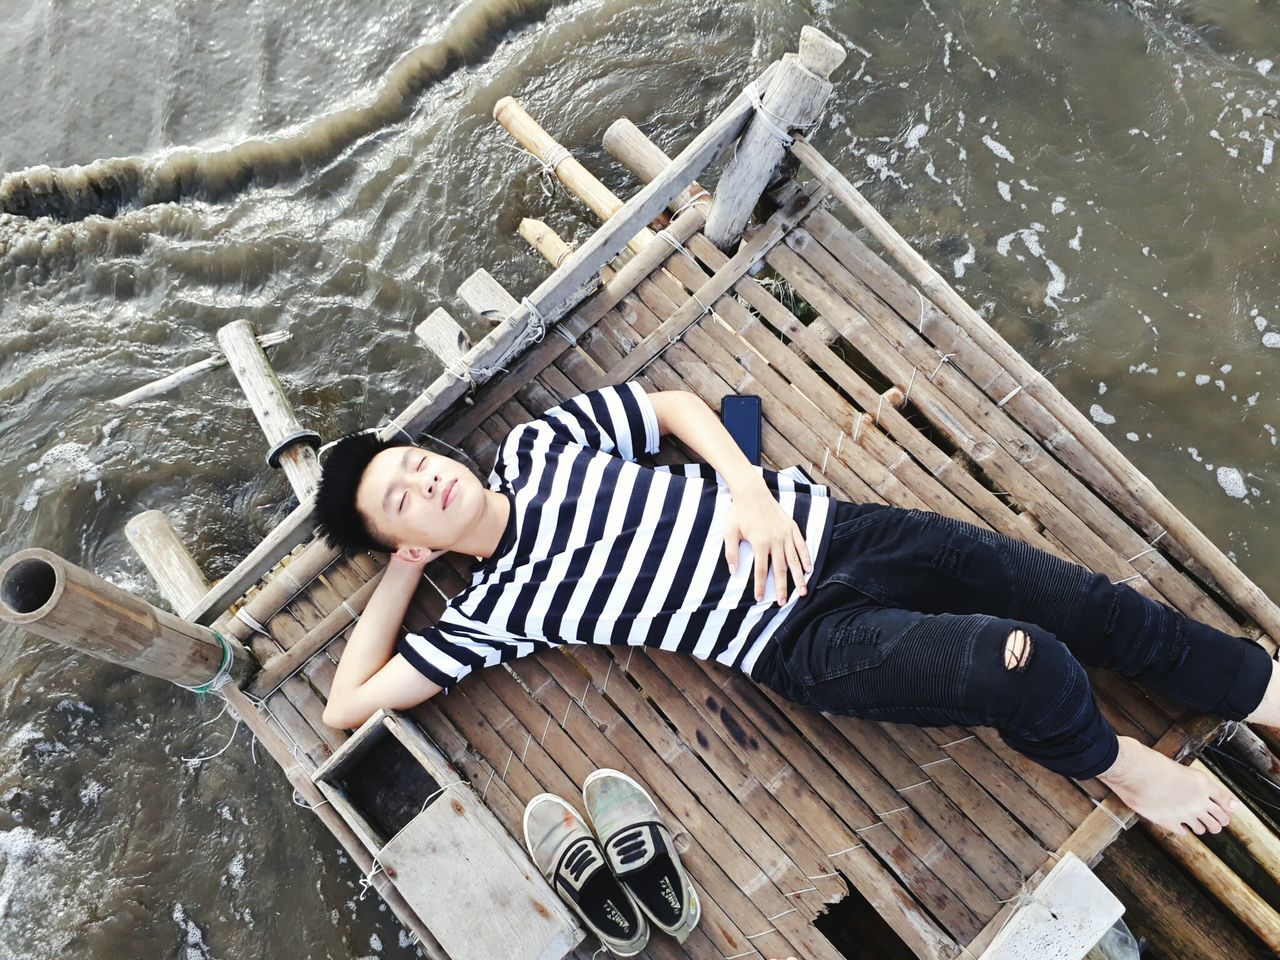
[211,125,1280,959]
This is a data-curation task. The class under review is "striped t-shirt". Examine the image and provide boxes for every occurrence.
[396,380,836,694]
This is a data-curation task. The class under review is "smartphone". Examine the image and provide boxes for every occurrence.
[721,394,762,466]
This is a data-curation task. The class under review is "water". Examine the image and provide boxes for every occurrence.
[1,0,1278,956]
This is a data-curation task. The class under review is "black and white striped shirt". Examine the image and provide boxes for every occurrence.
[396,380,836,694]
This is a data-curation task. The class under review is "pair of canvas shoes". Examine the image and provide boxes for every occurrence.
[523,768,701,956]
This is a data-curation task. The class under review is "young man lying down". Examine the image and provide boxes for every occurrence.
[316,379,1280,839]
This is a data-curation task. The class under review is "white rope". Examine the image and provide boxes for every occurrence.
[340,600,360,621]
[654,228,699,266]
[673,190,711,217]
[235,607,271,637]
[929,351,956,380]
[744,81,796,146]
[903,366,919,407]
[996,384,1024,407]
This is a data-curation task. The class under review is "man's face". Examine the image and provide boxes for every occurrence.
[354,445,483,552]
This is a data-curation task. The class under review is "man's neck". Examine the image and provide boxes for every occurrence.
[469,488,510,561]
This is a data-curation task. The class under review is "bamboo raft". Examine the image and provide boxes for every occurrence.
[5,25,1280,960]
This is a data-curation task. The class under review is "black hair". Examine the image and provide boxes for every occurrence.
[314,429,488,557]
[315,430,404,555]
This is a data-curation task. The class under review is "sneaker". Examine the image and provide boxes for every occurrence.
[522,792,649,956]
[582,769,702,942]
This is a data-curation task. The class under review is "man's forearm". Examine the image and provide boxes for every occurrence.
[329,557,422,699]
[661,392,770,497]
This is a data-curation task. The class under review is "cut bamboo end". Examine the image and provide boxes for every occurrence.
[0,547,253,689]
[125,510,212,618]
[518,218,574,268]
[603,117,709,218]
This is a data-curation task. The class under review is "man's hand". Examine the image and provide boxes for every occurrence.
[724,485,812,606]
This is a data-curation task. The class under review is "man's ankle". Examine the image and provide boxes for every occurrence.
[1096,735,1137,786]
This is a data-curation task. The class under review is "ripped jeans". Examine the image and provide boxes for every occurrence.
[750,500,1274,780]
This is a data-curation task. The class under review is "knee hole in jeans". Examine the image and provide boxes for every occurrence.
[1004,629,1032,672]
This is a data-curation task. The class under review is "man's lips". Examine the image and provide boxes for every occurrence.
[443,478,457,509]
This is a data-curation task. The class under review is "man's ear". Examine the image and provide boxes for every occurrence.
[393,545,447,565]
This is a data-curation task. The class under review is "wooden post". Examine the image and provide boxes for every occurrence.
[125,510,214,618]
[705,26,845,249]
[216,319,321,501]
[414,308,471,369]
[457,268,519,324]
[0,547,252,689]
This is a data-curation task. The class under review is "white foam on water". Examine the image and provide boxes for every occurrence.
[1126,432,1140,441]
[1263,331,1280,348]
[1069,225,1083,250]
[953,243,976,278]
[982,135,1014,162]
[1257,58,1274,76]
[227,852,246,888]
[78,779,104,806]
[1089,404,1116,425]
[996,180,1012,201]
[1195,374,1211,384]
[1098,382,1107,394]
[905,123,929,149]
[173,902,214,960]
[1217,466,1247,498]
[1051,197,1066,215]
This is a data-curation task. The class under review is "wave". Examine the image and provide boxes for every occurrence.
[0,0,557,223]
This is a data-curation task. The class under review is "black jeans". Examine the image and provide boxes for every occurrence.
[751,499,1274,780]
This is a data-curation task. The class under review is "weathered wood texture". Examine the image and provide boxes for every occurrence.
[189,129,1280,960]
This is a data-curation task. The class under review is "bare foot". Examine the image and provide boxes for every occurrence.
[1097,735,1240,836]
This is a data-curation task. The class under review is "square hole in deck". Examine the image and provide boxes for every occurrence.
[339,734,441,841]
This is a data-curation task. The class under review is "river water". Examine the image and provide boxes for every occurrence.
[1,1,1278,957]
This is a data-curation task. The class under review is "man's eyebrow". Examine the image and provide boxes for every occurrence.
[380,449,413,516]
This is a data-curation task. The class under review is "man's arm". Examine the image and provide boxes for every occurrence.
[322,552,442,729]
[649,390,812,604]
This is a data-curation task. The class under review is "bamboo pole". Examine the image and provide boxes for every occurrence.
[1094,829,1269,960]
[0,547,252,689]
[705,26,845,249]
[1222,722,1280,789]
[216,319,321,501]
[1145,804,1280,953]
[109,331,292,409]
[493,96,655,258]
[1188,757,1280,890]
